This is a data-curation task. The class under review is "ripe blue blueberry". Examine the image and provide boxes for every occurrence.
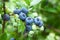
[34,17,41,25]
[2,14,10,21]
[25,24,32,32]
[14,8,21,15]
[34,17,44,27]
[34,17,40,25]
[21,7,28,14]
[25,17,33,25]
[19,12,27,20]
[10,38,15,40]
[38,20,44,27]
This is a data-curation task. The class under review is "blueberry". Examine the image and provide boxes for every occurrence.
[25,17,33,25]
[21,7,28,14]
[34,17,43,27]
[34,17,40,25]
[2,14,10,21]
[25,24,32,32]
[19,12,27,20]
[14,8,21,15]
[10,38,15,40]
[38,20,43,27]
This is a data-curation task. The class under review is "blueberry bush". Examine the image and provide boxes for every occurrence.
[0,0,60,40]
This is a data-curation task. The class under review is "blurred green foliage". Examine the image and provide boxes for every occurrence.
[0,0,60,40]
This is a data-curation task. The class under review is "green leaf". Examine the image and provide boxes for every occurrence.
[44,7,57,13]
[30,0,41,6]
[18,20,25,33]
[24,0,31,5]
[57,5,60,12]
[0,33,7,40]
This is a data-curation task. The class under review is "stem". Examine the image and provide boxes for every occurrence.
[14,26,19,40]
[16,27,18,39]
[45,24,60,33]
[2,21,5,33]
[2,0,6,33]
[3,0,6,14]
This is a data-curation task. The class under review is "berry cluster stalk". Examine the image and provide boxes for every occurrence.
[2,0,6,33]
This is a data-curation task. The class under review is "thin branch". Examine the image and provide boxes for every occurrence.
[3,0,6,14]
[2,0,6,33]
[45,24,60,33]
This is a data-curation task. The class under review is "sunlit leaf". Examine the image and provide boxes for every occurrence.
[30,0,41,6]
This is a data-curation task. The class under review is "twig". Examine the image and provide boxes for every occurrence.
[45,24,60,33]
[2,0,6,33]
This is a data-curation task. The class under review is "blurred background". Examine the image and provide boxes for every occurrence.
[0,0,60,40]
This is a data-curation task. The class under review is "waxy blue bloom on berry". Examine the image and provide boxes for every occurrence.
[10,38,15,40]
[25,17,33,25]
[14,8,21,15]
[38,20,43,27]
[19,12,27,20]
[2,14,10,21]
[34,17,40,25]
[34,17,43,27]
[25,24,32,32]
[21,7,28,14]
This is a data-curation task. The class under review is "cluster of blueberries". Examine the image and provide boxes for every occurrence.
[2,7,43,40]
[13,7,43,33]
[2,7,43,33]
